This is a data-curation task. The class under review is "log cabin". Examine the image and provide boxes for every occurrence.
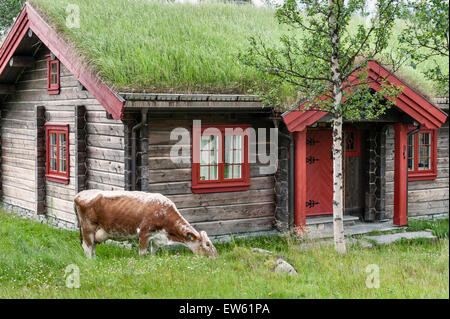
[0,1,448,238]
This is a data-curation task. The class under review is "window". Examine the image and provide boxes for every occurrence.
[407,129,437,181]
[344,128,360,157]
[192,124,251,193]
[46,55,60,95]
[45,124,69,184]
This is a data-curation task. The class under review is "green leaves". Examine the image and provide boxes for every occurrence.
[0,0,25,35]
[240,0,405,118]
[397,0,449,96]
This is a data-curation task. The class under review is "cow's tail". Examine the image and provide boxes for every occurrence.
[73,201,82,245]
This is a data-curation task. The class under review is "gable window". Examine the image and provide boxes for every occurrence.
[407,129,437,181]
[45,123,69,184]
[344,128,360,157]
[46,55,60,95]
[192,124,251,193]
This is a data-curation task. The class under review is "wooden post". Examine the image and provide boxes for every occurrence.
[74,105,87,195]
[294,130,307,234]
[122,115,135,191]
[139,114,149,192]
[394,122,408,226]
[34,105,46,214]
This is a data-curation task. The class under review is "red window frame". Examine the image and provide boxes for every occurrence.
[344,128,360,157]
[407,128,437,181]
[191,124,251,194]
[46,55,60,95]
[45,123,70,184]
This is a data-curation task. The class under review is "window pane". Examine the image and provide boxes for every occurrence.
[209,166,218,180]
[418,157,430,170]
[51,62,58,73]
[200,150,209,165]
[59,159,66,173]
[50,158,57,171]
[419,145,430,158]
[419,133,430,145]
[225,135,232,150]
[233,135,242,150]
[407,134,414,147]
[225,135,232,164]
[201,136,210,151]
[224,165,232,179]
[51,74,58,84]
[50,145,56,159]
[49,132,57,171]
[200,166,208,181]
[210,135,218,150]
[233,164,242,179]
[233,150,242,164]
[50,132,57,145]
[210,151,217,165]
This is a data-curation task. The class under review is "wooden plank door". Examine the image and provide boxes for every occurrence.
[305,129,333,215]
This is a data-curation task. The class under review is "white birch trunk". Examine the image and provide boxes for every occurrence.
[332,114,346,254]
[329,0,346,254]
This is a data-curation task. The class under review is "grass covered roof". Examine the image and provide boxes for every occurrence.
[29,0,288,94]
[27,0,446,97]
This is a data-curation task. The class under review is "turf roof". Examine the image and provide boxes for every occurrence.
[26,0,447,98]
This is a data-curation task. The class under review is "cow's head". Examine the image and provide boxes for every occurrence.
[186,231,218,258]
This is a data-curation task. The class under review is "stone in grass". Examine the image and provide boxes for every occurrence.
[297,237,372,251]
[274,258,298,276]
[364,231,437,245]
[252,248,297,275]
[252,248,273,255]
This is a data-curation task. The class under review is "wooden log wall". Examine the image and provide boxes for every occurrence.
[144,111,277,236]
[384,122,449,218]
[0,46,125,224]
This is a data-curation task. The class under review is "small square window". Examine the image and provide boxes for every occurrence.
[47,55,60,95]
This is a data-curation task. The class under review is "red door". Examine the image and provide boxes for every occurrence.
[306,129,333,215]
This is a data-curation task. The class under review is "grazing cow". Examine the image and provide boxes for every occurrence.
[73,190,218,258]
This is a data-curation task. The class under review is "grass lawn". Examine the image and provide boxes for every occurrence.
[0,210,448,299]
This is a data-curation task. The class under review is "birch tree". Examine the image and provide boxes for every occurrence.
[398,0,449,96]
[0,0,25,37]
[240,0,405,254]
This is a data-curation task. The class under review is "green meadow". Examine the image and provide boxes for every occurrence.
[0,210,448,298]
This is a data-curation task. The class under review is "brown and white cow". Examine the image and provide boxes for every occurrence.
[73,190,218,258]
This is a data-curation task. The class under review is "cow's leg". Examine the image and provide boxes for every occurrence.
[150,240,156,256]
[138,229,151,257]
[81,223,96,258]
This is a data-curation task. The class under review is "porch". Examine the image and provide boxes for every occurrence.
[281,61,448,233]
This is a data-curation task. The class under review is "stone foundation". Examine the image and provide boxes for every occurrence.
[1,202,78,231]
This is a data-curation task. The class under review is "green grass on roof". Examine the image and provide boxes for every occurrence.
[29,0,288,94]
[28,0,446,97]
